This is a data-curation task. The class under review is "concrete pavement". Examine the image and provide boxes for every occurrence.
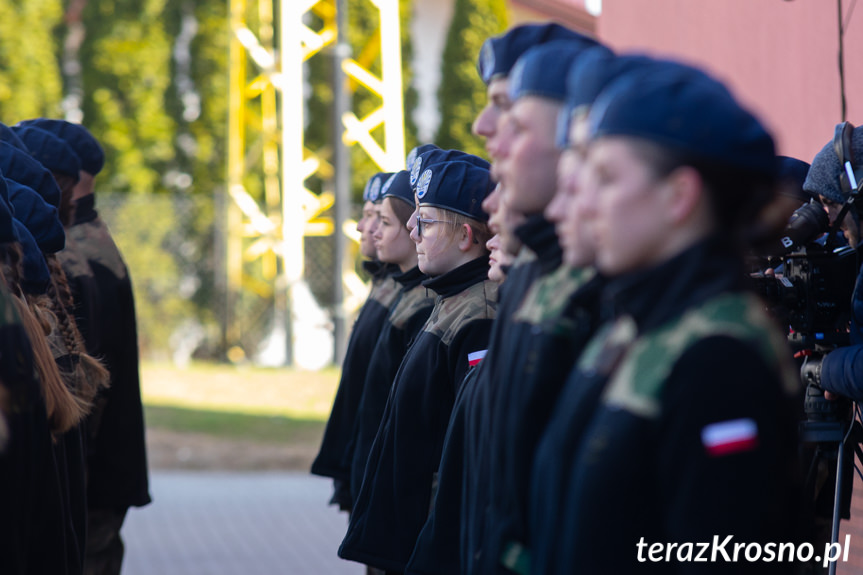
[122,471,363,574]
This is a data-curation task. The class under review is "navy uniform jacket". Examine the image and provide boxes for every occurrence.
[311,261,401,508]
[347,265,435,506]
[461,215,557,574]
[69,193,151,510]
[340,256,497,573]
[407,216,601,575]
[405,364,481,575]
[530,237,802,574]
[483,264,603,575]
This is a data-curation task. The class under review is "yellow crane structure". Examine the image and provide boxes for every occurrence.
[227,0,406,365]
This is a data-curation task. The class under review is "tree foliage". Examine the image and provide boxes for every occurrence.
[435,0,507,157]
[0,0,64,121]
[0,0,420,358]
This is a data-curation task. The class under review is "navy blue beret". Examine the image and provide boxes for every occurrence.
[590,61,777,178]
[556,51,654,149]
[13,126,82,179]
[406,144,440,173]
[0,122,28,152]
[381,170,413,207]
[410,148,490,189]
[567,50,653,110]
[477,23,593,85]
[776,156,811,202]
[0,186,15,244]
[15,118,104,175]
[803,126,863,205]
[416,160,493,222]
[508,39,603,103]
[13,219,50,295]
[0,142,62,208]
[363,172,394,203]
[6,179,65,253]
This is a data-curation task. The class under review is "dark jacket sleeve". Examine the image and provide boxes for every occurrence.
[821,345,863,400]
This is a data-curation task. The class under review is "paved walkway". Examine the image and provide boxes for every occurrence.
[122,471,363,575]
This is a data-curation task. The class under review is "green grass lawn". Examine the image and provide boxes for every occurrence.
[141,361,340,445]
[144,404,326,445]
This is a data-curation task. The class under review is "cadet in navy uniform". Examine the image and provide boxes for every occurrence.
[18,117,151,575]
[340,160,497,574]
[459,24,600,575]
[404,179,515,575]
[347,170,436,507]
[476,43,630,575]
[312,171,401,511]
[529,61,801,574]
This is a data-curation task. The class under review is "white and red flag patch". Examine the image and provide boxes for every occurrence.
[700,418,759,457]
[468,350,488,367]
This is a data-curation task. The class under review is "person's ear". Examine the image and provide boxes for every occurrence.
[664,166,704,225]
[457,223,475,252]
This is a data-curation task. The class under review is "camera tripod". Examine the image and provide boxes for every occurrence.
[801,388,863,574]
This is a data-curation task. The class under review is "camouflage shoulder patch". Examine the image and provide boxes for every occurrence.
[390,283,435,330]
[56,235,95,281]
[67,218,128,280]
[510,245,537,269]
[425,279,498,345]
[369,275,401,309]
[603,292,798,420]
[513,265,596,327]
[575,315,638,379]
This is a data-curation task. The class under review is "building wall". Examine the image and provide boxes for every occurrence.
[510,0,597,34]
[411,0,457,142]
[597,0,863,163]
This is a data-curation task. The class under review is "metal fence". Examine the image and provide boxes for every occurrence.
[96,191,353,366]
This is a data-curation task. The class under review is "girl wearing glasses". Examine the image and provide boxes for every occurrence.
[340,160,497,575]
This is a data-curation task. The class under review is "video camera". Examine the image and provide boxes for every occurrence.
[751,200,858,349]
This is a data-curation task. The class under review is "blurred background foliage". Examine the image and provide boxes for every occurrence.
[0,0,501,361]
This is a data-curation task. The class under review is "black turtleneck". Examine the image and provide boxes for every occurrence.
[530,235,801,575]
[341,255,497,573]
[393,264,427,291]
[603,234,747,333]
[363,259,401,284]
[514,214,563,274]
[72,194,98,226]
[423,254,491,298]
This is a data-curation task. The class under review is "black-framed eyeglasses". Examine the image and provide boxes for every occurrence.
[415,215,456,238]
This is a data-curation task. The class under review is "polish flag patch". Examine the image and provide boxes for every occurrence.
[701,418,759,457]
[468,350,488,367]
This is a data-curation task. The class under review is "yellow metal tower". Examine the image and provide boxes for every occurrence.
[227,0,405,365]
